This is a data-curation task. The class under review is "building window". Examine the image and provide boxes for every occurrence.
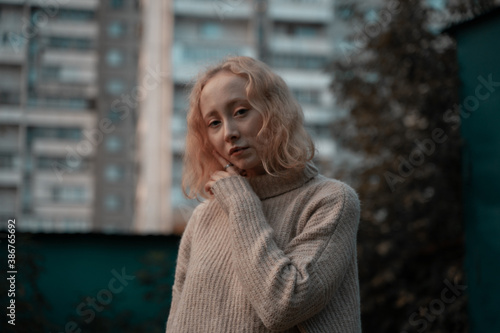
[302,56,327,69]
[0,91,20,105]
[292,88,321,105]
[2,32,9,45]
[426,0,446,10]
[104,194,122,211]
[306,124,332,139]
[183,45,240,62]
[107,21,126,38]
[336,4,354,20]
[104,164,124,182]
[106,49,124,67]
[274,22,323,38]
[106,79,125,95]
[364,8,379,22]
[61,128,83,140]
[51,9,96,22]
[295,26,319,38]
[37,157,88,172]
[62,217,89,232]
[110,0,124,9]
[40,66,60,80]
[0,154,15,169]
[174,85,188,111]
[172,155,183,186]
[26,96,90,109]
[27,127,82,143]
[47,37,93,50]
[105,136,123,152]
[107,110,122,123]
[271,54,327,70]
[52,186,86,203]
[200,22,222,39]
[0,188,16,216]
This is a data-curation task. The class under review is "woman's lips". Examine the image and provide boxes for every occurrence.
[229,147,248,156]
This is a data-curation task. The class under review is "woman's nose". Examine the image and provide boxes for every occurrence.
[224,121,239,142]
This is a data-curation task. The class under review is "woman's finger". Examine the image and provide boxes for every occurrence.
[204,181,214,195]
[204,172,225,195]
[205,152,244,195]
[212,150,239,175]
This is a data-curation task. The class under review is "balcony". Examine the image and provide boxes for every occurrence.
[0,135,19,151]
[269,35,331,55]
[19,214,92,233]
[0,0,25,4]
[268,0,333,23]
[35,82,97,99]
[0,106,22,124]
[0,91,21,107]
[25,108,96,128]
[172,41,256,82]
[38,62,97,86]
[303,105,336,125]
[31,171,94,218]
[174,0,252,19]
[39,20,98,38]
[315,138,337,159]
[0,169,22,187]
[0,169,22,186]
[275,68,331,89]
[32,138,95,159]
[33,0,99,10]
[0,45,27,64]
[41,49,97,67]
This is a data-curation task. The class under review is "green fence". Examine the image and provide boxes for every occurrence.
[451,9,500,333]
[1,232,180,333]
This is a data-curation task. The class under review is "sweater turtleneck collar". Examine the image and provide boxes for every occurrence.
[246,162,319,200]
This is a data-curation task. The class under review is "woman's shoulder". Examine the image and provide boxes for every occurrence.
[305,174,359,205]
[295,174,361,225]
[181,201,208,232]
[288,173,360,231]
[183,198,222,228]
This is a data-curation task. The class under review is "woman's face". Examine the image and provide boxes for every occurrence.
[200,71,266,177]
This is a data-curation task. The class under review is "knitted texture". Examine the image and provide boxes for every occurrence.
[166,163,361,332]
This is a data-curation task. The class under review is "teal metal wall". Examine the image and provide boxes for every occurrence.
[1,233,180,333]
[452,11,500,333]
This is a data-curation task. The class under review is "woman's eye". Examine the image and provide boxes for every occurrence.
[235,109,248,116]
[208,120,220,128]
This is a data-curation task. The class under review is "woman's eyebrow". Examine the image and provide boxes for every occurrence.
[202,98,248,120]
[202,110,219,120]
[226,98,247,109]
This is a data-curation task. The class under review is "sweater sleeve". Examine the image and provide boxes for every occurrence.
[211,175,360,331]
[166,204,199,332]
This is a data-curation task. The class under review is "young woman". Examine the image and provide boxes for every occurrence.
[166,56,361,332]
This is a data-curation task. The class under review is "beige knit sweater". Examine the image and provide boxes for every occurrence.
[166,163,361,332]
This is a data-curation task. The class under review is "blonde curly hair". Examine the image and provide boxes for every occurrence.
[182,56,315,199]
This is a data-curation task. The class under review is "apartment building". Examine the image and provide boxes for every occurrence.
[163,0,341,231]
[0,0,140,233]
[93,0,141,233]
[1,0,352,234]
[266,0,337,164]
[168,0,257,230]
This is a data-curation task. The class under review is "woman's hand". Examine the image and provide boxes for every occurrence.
[205,151,242,195]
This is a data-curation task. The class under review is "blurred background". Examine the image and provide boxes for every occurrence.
[0,0,499,332]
